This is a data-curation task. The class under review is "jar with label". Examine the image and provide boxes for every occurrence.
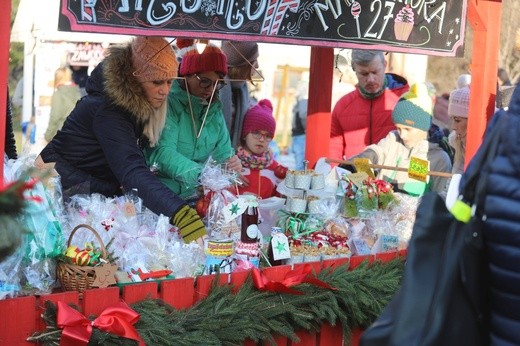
[241,196,259,243]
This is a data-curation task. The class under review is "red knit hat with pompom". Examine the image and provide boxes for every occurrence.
[179,42,228,76]
[242,99,276,139]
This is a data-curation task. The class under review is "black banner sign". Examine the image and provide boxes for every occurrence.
[59,0,468,57]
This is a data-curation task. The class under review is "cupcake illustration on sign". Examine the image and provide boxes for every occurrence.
[394,4,414,41]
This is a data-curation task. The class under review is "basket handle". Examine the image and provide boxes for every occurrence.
[67,224,107,260]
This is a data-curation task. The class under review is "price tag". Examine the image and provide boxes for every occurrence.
[353,158,375,178]
[408,156,430,182]
[271,233,291,260]
[123,201,136,217]
[222,197,248,223]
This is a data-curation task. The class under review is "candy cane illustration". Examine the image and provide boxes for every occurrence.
[261,0,301,35]
[351,1,361,38]
[260,0,279,35]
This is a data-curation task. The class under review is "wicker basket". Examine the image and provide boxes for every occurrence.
[56,224,107,294]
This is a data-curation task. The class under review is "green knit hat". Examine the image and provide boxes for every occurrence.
[392,83,433,131]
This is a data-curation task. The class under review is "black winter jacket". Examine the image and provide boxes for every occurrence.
[39,44,186,219]
[462,84,520,345]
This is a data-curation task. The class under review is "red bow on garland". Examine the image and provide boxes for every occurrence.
[56,301,144,346]
[252,264,337,295]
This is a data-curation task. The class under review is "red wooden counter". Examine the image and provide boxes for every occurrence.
[0,250,405,345]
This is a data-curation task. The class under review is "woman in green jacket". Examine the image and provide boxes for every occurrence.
[145,40,242,200]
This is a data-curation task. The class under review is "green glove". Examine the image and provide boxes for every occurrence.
[172,205,207,243]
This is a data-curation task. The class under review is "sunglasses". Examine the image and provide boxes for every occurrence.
[250,131,273,141]
[194,74,227,91]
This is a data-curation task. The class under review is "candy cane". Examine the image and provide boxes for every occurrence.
[261,0,301,35]
[270,0,300,35]
[260,0,280,35]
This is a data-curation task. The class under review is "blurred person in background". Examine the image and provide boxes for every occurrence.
[220,41,260,148]
[44,66,81,142]
[290,81,308,170]
[447,86,470,174]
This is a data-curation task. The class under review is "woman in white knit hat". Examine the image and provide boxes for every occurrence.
[448,86,470,174]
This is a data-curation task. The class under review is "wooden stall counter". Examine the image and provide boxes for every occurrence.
[0,251,406,346]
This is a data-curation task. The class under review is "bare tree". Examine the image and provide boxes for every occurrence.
[499,0,520,84]
[427,0,520,94]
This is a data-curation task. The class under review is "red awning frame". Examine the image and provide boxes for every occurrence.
[0,0,503,179]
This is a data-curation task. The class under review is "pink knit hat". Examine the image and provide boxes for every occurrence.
[242,99,276,138]
[179,42,228,76]
[131,37,178,83]
[448,86,470,118]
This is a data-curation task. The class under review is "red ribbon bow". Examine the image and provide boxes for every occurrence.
[56,301,144,346]
[252,264,336,295]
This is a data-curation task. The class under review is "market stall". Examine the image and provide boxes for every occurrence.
[0,0,504,345]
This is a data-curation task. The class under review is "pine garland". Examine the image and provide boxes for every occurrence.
[28,258,404,345]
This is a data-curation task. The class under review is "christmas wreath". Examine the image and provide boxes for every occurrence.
[28,258,404,345]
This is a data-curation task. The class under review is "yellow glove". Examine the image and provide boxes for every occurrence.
[172,205,207,243]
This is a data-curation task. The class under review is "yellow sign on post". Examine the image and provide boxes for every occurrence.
[408,156,430,182]
[353,158,375,178]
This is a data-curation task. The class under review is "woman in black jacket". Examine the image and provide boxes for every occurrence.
[37,36,206,245]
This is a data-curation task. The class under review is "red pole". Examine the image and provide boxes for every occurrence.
[306,47,333,168]
[0,1,11,183]
[466,0,502,167]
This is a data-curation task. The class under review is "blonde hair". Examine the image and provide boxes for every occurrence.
[54,67,73,88]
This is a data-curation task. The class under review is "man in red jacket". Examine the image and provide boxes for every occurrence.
[329,50,409,159]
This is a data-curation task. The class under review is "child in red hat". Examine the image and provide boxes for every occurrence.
[237,99,288,198]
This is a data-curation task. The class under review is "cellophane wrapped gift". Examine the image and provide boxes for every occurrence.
[341,175,397,218]
[197,157,240,238]
[355,179,379,218]
[59,193,205,282]
[0,156,64,298]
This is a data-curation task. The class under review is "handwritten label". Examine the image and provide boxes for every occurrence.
[59,0,468,57]
[408,156,429,182]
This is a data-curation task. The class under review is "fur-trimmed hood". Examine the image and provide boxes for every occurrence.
[102,43,167,146]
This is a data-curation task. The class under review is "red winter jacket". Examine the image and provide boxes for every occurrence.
[238,161,287,199]
[329,74,409,159]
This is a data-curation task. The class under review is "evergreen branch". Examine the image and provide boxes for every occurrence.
[29,258,404,346]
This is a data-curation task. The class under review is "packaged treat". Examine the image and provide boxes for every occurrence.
[310,173,325,190]
[293,171,312,189]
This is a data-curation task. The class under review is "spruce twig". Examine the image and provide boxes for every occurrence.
[29,259,405,346]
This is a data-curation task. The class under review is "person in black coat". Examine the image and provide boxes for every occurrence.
[37,37,207,245]
[461,83,520,345]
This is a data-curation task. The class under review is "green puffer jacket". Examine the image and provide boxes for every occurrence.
[145,81,234,199]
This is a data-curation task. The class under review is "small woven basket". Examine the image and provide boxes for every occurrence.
[56,224,107,294]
